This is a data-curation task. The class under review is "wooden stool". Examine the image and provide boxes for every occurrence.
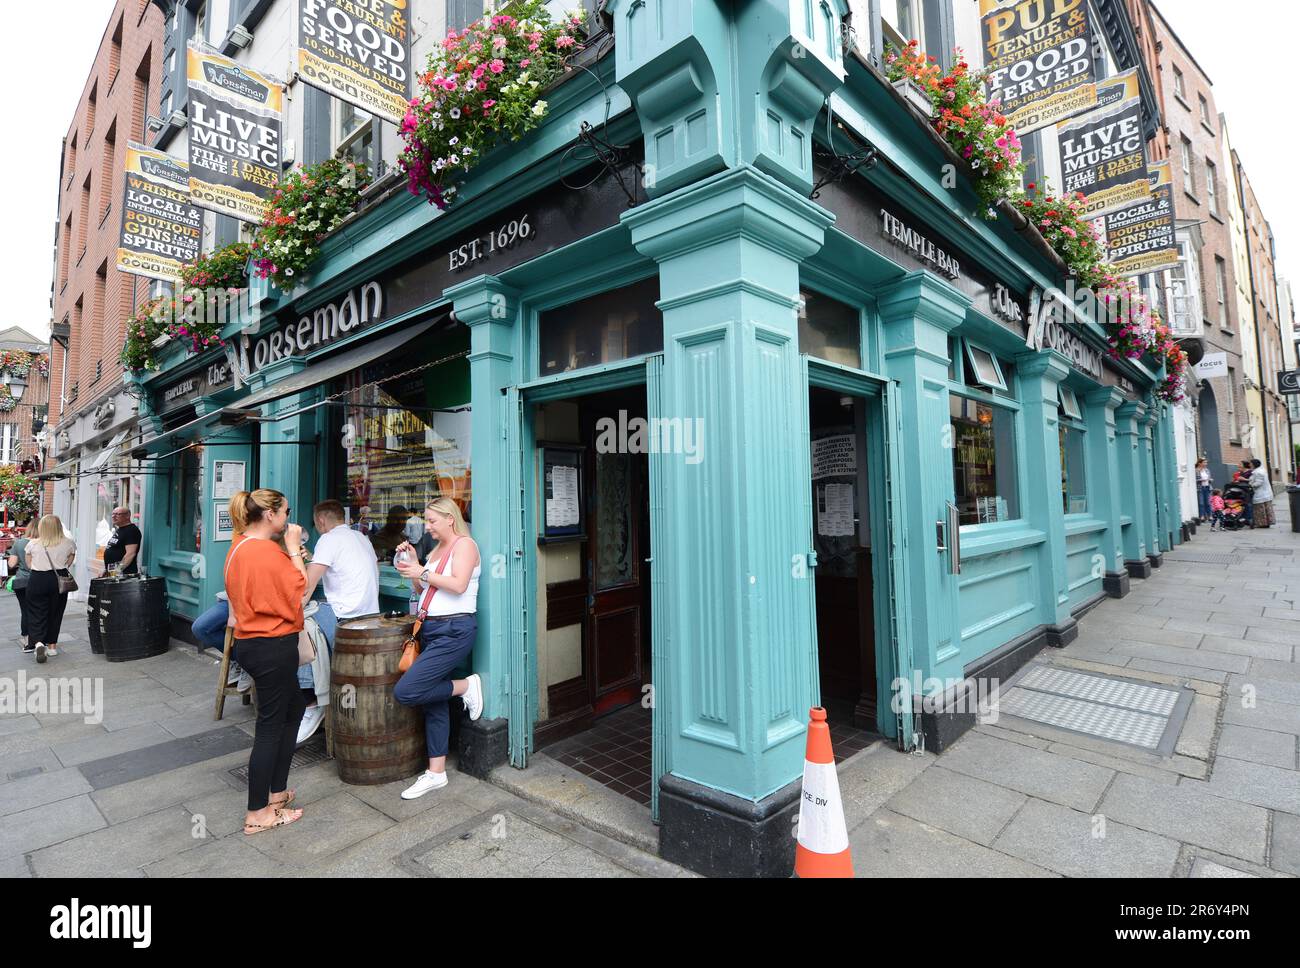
[214,626,252,720]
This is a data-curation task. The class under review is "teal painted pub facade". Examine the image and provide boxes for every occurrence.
[132,1,1182,877]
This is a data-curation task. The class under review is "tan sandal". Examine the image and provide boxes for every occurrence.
[269,789,296,808]
[243,807,302,836]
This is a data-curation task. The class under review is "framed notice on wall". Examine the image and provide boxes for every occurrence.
[213,503,236,542]
[212,460,246,500]
[539,444,585,544]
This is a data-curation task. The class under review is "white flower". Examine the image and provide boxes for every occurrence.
[450,136,459,146]
[285,268,295,277]
[462,146,471,155]
[532,100,547,116]
[450,108,461,119]
[529,80,538,89]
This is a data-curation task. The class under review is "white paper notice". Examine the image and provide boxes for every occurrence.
[546,464,580,528]
[811,435,856,480]
[212,460,246,500]
[817,483,855,537]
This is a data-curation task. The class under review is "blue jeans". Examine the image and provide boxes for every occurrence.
[297,602,338,689]
[192,600,230,652]
[1197,485,1212,520]
[393,614,477,759]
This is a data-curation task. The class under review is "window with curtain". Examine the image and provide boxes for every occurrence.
[948,343,1021,526]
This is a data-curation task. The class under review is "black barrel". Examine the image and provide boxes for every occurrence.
[97,576,170,662]
[86,578,108,654]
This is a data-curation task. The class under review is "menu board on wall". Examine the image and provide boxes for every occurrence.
[115,144,203,282]
[980,0,1097,134]
[1099,160,1179,277]
[540,445,584,542]
[296,0,412,125]
[1057,70,1149,219]
[187,46,284,222]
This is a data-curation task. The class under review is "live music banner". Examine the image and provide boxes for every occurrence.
[187,46,284,222]
[115,144,203,282]
[1099,160,1179,277]
[980,0,1097,134]
[296,0,411,125]
[1058,70,1149,219]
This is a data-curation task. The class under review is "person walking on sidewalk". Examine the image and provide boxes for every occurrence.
[1249,459,1276,529]
[1209,489,1225,531]
[225,489,309,835]
[25,515,75,663]
[8,520,37,648]
[392,497,484,800]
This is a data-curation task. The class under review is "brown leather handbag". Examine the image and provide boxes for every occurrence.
[397,538,461,673]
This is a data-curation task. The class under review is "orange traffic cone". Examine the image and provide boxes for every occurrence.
[794,707,853,878]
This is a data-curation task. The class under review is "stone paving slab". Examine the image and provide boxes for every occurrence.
[992,797,1181,877]
[1225,673,1300,707]
[0,767,93,816]
[0,794,108,859]
[1192,756,1300,815]
[885,765,1026,846]
[850,809,1057,878]
[1098,772,1269,864]
[241,790,395,866]
[1270,811,1300,877]
[1214,724,1297,769]
[935,732,1114,813]
[90,751,249,825]
[1222,697,1300,736]
[1198,635,1294,662]
[28,805,207,878]
[77,725,253,790]
[1,748,63,784]
[1190,858,1257,878]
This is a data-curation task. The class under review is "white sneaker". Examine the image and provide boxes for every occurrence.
[45,645,58,657]
[296,705,326,746]
[236,669,254,693]
[226,661,243,686]
[34,643,46,664]
[463,673,484,722]
[400,770,448,800]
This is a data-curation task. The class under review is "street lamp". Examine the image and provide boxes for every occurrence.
[1,369,27,402]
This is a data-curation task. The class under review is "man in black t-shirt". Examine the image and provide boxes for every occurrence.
[103,507,142,575]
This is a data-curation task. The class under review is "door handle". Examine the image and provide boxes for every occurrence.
[946,501,962,576]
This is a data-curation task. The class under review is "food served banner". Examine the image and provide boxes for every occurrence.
[295,0,411,125]
[980,0,1097,134]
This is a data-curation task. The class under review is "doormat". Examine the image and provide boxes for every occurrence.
[997,665,1193,756]
[228,733,331,786]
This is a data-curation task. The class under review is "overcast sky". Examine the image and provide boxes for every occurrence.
[4,1,1299,344]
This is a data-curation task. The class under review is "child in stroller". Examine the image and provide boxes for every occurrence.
[1220,481,1250,531]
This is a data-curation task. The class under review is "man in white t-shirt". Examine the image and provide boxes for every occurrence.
[295,500,381,744]
[306,499,380,644]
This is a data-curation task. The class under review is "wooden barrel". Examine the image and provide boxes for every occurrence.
[330,614,426,785]
[86,578,107,654]
[98,577,170,662]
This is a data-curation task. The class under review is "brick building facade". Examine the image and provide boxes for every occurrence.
[45,0,165,584]
[1149,3,1252,486]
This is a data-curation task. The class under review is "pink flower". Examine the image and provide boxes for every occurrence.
[489,59,505,74]
[556,35,575,48]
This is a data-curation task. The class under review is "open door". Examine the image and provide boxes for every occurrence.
[881,379,918,750]
[646,354,669,821]
[506,385,532,767]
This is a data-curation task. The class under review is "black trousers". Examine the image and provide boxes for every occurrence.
[236,633,307,812]
[15,585,29,638]
[26,571,68,649]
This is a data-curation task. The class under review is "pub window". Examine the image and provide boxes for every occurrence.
[950,394,1021,526]
[174,445,202,553]
[334,100,377,171]
[878,1,953,68]
[963,341,1007,392]
[330,328,472,566]
[798,289,861,369]
[538,276,663,377]
[1059,421,1087,515]
[1058,385,1083,421]
[1172,66,1185,101]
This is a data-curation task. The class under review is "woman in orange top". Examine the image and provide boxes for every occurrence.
[224,488,309,835]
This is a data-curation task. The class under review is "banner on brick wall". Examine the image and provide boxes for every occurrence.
[1096,160,1179,277]
[115,144,203,282]
[295,0,411,125]
[187,46,284,222]
[980,0,1097,134]
[1057,70,1150,219]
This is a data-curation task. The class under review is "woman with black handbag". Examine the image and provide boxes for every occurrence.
[25,515,77,663]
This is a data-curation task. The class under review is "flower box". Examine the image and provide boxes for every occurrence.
[892,78,934,116]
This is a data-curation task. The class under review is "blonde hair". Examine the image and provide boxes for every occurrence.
[229,489,287,534]
[426,497,470,537]
[36,514,66,547]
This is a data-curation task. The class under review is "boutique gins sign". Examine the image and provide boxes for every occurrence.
[296,0,411,125]
[116,144,203,282]
[187,46,284,222]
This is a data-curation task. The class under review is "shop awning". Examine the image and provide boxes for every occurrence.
[83,430,132,475]
[227,314,446,414]
[35,458,77,481]
[135,314,448,459]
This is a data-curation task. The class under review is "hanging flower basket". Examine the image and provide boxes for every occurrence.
[181,241,251,291]
[0,466,39,518]
[0,388,17,413]
[250,158,370,291]
[398,0,586,210]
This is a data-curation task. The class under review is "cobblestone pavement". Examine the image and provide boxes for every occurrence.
[3,499,1296,878]
[840,499,1300,878]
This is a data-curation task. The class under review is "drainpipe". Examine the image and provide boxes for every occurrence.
[1234,161,1273,475]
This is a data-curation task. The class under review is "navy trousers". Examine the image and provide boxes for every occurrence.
[393,614,477,759]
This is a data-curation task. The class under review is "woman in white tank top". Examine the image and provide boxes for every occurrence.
[391,497,485,800]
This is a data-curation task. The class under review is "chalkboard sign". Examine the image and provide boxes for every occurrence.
[539,444,585,544]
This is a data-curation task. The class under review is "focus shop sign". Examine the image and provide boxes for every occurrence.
[116,143,203,282]
[980,0,1097,135]
[1057,70,1149,219]
[187,46,284,222]
[296,0,411,125]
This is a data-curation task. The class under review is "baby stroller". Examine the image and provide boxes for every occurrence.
[1220,480,1251,531]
